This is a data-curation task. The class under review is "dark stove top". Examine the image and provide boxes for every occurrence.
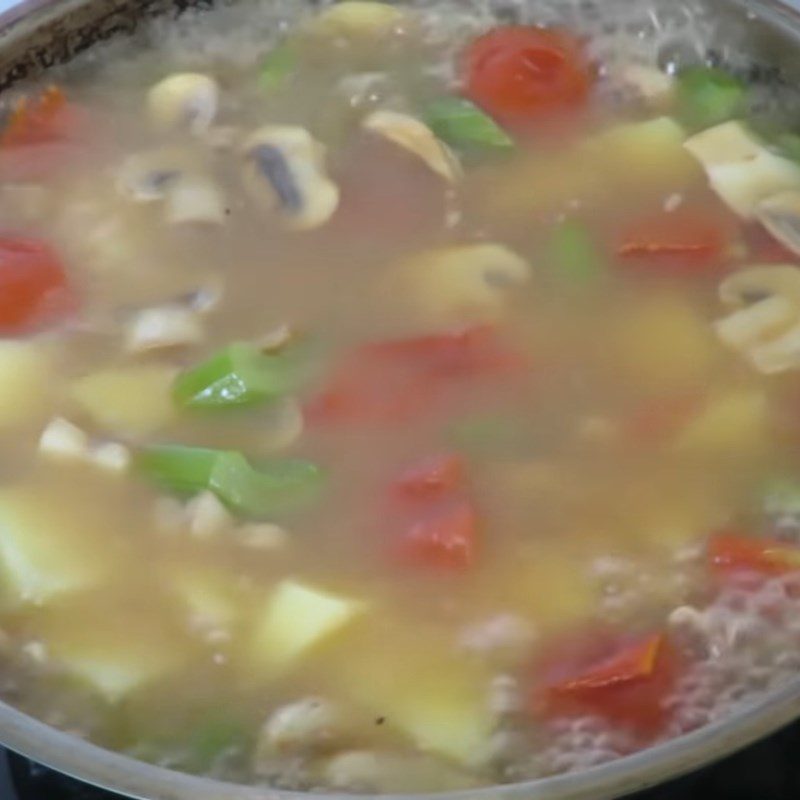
[2,721,800,800]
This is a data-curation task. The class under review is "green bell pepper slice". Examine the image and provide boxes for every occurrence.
[425,96,513,152]
[677,66,746,130]
[547,219,605,286]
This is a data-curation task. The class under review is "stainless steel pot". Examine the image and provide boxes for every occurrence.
[0,1,799,798]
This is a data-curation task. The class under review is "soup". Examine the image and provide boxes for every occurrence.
[1,0,800,792]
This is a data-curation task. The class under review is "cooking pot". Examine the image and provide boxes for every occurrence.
[0,0,799,797]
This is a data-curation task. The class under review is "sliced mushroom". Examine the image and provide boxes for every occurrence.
[255,698,352,764]
[719,265,800,308]
[306,1,407,41]
[756,189,800,257]
[393,243,531,325]
[612,64,675,110]
[242,126,339,230]
[362,110,462,184]
[125,304,204,354]
[146,73,219,135]
[715,265,800,373]
[684,121,800,218]
[91,442,132,474]
[117,149,226,225]
[236,522,289,551]
[163,173,226,226]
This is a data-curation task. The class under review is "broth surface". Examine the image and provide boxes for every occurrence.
[0,0,800,792]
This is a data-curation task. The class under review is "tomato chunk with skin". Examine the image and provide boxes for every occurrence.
[393,453,467,503]
[0,237,75,334]
[708,532,800,577]
[464,26,594,131]
[616,209,732,276]
[535,632,679,736]
[1,87,81,148]
[394,500,479,571]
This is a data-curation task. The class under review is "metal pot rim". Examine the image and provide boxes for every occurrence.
[0,0,799,798]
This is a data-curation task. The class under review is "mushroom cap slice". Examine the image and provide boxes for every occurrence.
[362,110,462,184]
[393,243,531,325]
[719,264,800,307]
[756,189,800,258]
[306,1,407,40]
[146,73,219,135]
[684,121,800,219]
[242,125,340,230]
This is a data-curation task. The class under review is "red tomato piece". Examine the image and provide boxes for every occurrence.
[308,327,527,425]
[616,210,731,276]
[535,632,678,735]
[395,500,479,571]
[393,453,466,503]
[464,26,593,129]
[0,236,75,333]
[1,87,80,148]
[708,532,800,577]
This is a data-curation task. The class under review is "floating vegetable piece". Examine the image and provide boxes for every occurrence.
[362,110,462,183]
[676,66,746,130]
[714,265,800,373]
[306,1,406,40]
[242,125,339,229]
[547,219,604,285]
[1,86,74,147]
[0,340,53,430]
[708,532,800,576]
[125,304,204,354]
[71,365,176,438]
[463,26,593,131]
[173,342,297,410]
[139,445,324,519]
[424,97,513,153]
[393,243,531,324]
[755,190,800,258]
[163,173,226,226]
[684,121,800,218]
[146,73,219,135]
[251,579,366,673]
[260,42,297,91]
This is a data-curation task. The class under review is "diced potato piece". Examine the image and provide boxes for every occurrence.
[675,390,769,455]
[592,117,697,187]
[38,598,186,702]
[251,580,366,674]
[339,624,492,766]
[70,365,176,438]
[612,294,719,391]
[0,484,122,607]
[0,341,53,430]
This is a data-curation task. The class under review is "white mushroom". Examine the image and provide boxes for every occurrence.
[116,149,226,226]
[255,698,351,764]
[684,121,800,218]
[306,2,407,41]
[362,110,462,183]
[236,522,290,551]
[163,173,226,226]
[392,243,531,325]
[612,64,675,110]
[714,265,800,373]
[124,304,204,354]
[146,73,219,135]
[241,125,339,230]
[756,189,800,258]
[91,442,132,474]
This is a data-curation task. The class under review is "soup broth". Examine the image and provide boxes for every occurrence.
[0,0,799,792]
